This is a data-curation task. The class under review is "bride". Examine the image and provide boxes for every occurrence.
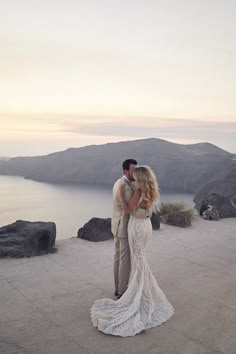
[90,165,174,337]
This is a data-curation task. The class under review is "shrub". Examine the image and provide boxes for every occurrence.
[159,201,195,220]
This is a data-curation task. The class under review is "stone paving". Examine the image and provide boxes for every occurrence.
[1,217,236,353]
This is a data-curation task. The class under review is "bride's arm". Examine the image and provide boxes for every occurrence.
[120,184,141,214]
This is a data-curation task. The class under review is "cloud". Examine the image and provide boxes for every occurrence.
[1,113,235,154]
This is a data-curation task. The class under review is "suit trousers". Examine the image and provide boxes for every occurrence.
[113,236,131,296]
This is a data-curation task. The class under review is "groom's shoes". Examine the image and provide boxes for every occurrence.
[114,291,123,299]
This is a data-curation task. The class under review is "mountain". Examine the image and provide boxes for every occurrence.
[0,138,234,194]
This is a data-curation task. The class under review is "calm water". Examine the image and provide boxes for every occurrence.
[0,176,194,240]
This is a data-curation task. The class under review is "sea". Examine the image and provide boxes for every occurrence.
[0,175,195,240]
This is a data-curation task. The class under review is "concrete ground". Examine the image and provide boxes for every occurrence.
[0,216,236,354]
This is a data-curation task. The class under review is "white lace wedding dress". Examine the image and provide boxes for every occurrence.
[90,214,174,337]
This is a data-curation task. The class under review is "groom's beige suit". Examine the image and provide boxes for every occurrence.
[112,176,151,296]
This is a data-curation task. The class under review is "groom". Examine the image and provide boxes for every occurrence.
[112,159,151,299]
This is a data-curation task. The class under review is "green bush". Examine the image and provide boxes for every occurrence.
[159,201,195,220]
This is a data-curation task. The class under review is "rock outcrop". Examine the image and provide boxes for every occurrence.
[78,214,160,242]
[0,220,56,257]
[78,218,113,242]
[198,193,236,219]
[160,213,192,228]
[150,212,160,230]
[194,164,236,214]
[201,205,220,221]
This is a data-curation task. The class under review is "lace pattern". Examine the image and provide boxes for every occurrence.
[90,215,174,337]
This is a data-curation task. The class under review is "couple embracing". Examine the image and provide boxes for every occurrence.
[91,159,174,337]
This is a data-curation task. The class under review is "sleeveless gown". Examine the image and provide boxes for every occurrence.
[90,213,175,337]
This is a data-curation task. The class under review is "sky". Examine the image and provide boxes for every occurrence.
[0,0,235,156]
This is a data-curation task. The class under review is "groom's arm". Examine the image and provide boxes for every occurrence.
[119,180,133,203]
[119,183,134,209]
[119,182,133,213]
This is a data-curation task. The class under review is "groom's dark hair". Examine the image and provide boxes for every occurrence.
[122,159,138,171]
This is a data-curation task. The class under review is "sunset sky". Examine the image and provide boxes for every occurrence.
[0,0,235,156]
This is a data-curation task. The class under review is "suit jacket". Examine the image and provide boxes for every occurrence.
[111,176,152,238]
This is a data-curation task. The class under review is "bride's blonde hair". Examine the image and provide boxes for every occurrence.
[133,165,160,208]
